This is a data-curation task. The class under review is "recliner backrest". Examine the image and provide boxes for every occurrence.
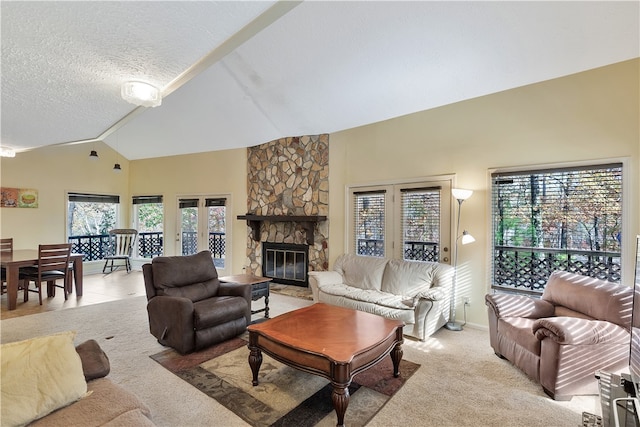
[542,271,633,330]
[149,250,220,302]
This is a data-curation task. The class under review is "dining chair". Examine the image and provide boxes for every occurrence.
[0,237,13,295]
[20,243,72,305]
[103,229,138,273]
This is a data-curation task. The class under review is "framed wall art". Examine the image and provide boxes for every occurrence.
[1,187,38,208]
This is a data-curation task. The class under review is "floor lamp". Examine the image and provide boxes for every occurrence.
[444,188,475,331]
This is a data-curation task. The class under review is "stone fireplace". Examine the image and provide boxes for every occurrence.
[243,135,329,285]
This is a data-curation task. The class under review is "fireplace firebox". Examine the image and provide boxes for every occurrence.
[262,242,308,287]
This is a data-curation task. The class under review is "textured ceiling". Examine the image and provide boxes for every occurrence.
[2,1,639,160]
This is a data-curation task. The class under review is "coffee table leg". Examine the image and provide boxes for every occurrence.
[391,341,403,377]
[248,333,263,386]
[264,294,269,318]
[331,382,350,427]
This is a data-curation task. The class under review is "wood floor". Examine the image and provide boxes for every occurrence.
[1,269,147,320]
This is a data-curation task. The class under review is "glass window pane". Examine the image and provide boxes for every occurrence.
[491,163,623,293]
[354,192,385,257]
[401,188,440,262]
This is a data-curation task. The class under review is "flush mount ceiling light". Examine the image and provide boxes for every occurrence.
[0,147,16,158]
[121,81,162,107]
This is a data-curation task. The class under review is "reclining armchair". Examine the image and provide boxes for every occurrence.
[143,250,251,354]
[485,271,632,400]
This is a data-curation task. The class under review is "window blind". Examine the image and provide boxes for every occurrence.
[178,198,198,209]
[491,162,623,290]
[401,188,440,261]
[132,195,163,204]
[353,191,385,257]
[68,193,119,203]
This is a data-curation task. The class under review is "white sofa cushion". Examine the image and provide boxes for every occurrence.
[319,283,415,310]
[333,254,387,291]
[381,258,438,296]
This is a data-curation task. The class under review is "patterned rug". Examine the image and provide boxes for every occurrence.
[269,283,313,301]
[150,335,419,427]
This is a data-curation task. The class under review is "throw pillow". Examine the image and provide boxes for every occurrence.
[1,330,88,427]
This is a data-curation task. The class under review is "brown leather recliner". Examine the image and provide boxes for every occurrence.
[143,250,251,354]
[485,271,632,400]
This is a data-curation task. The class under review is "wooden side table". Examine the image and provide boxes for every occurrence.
[219,274,272,319]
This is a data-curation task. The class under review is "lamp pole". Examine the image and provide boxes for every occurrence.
[445,189,474,331]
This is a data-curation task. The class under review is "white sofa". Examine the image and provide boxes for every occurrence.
[308,253,455,340]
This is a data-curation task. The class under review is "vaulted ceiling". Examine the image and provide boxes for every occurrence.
[2,1,638,160]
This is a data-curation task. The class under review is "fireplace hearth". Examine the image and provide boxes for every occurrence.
[262,242,308,287]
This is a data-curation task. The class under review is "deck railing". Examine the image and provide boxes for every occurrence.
[69,231,225,262]
[492,245,621,294]
[356,238,439,262]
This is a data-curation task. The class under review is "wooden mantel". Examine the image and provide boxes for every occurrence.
[237,214,327,245]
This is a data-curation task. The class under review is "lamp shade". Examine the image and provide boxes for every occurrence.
[121,81,162,107]
[452,188,473,201]
[461,230,475,245]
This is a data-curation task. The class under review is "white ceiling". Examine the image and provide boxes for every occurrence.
[2,1,639,161]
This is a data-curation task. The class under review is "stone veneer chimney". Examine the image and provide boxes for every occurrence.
[244,135,329,276]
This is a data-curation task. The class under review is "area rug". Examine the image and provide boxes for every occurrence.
[269,283,313,301]
[150,335,419,427]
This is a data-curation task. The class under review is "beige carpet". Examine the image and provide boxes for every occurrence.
[0,294,599,426]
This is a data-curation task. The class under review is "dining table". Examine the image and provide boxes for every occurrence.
[1,249,84,310]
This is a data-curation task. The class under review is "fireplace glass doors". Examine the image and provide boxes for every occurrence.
[262,242,308,287]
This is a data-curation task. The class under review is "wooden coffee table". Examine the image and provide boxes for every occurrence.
[247,303,404,427]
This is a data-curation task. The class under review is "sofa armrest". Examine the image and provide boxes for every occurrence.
[75,339,110,381]
[308,271,344,301]
[413,286,446,302]
[218,282,251,300]
[532,317,630,345]
[308,271,343,287]
[147,296,195,353]
[485,293,555,319]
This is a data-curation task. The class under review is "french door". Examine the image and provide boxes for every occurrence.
[177,195,230,275]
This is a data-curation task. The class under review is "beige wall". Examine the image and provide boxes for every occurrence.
[2,59,638,327]
[329,59,639,326]
[0,141,129,249]
[128,148,248,274]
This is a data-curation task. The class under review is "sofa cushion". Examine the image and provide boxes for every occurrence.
[319,283,415,310]
[381,259,437,295]
[334,254,387,291]
[29,377,154,427]
[1,331,88,426]
[151,251,220,301]
[498,317,540,355]
[76,339,110,381]
[193,296,249,330]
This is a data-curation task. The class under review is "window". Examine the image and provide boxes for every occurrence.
[491,163,623,294]
[349,179,452,262]
[67,192,119,261]
[178,196,229,273]
[353,190,386,257]
[400,187,441,262]
[133,195,164,258]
